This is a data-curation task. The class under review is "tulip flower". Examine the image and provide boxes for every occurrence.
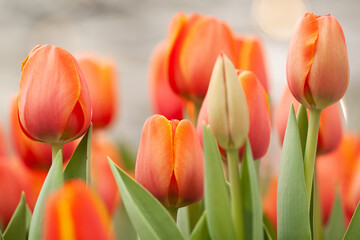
[286,13,349,110]
[148,41,185,120]
[275,86,343,155]
[262,175,278,229]
[43,179,115,240]
[197,69,270,160]
[10,97,77,169]
[76,52,118,129]
[91,131,124,213]
[234,34,270,93]
[168,12,237,103]
[135,114,204,208]
[0,123,7,157]
[18,45,92,145]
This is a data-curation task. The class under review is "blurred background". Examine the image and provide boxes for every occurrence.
[0,0,359,151]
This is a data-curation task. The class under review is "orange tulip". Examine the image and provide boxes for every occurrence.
[76,52,118,129]
[234,34,270,93]
[148,41,185,120]
[275,86,343,155]
[168,12,237,103]
[262,175,278,229]
[10,97,77,169]
[197,70,271,160]
[135,115,204,208]
[43,179,115,240]
[18,45,92,144]
[286,13,349,110]
[91,131,124,213]
[0,123,7,157]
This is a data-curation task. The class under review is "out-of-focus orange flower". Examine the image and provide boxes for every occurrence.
[10,97,77,169]
[0,123,7,157]
[91,131,124,214]
[135,115,204,208]
[148,41,185,120]
[275,86,343,155]
[18,45,92,144]
[43,179,115,240]
[168,12,237,103]
[76,52,118,129]
[197,69,270,160]
[286,13,349,110]
[234,34,270,93]
[262,175,278,229]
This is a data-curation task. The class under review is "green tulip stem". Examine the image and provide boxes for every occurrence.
[51,143,63,162]
[304,108,321,207]
[167,207,178,222]
[227,148,244,240]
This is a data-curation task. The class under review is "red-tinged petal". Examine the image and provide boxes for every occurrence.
[135,115,174,205]
[43,195,61,240]
[287,13,319,107]
[239,71,271,159]
[262,175,278,229]
[18,45,81,143]
[173,120,204,207]
[148,41,185,120]
[307,16,350,108]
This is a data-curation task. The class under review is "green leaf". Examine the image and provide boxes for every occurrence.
[118,142,136,171]
[0,231,3,240]
[277,105,311,240]
[324,191,345,240]
[3,193,27,240]
[343,202,360,240]
[177,207,190,238]
[108,158,185,240]
[313,179,324,240]
[64,124,92,182]
[190,211,210,240]
[263,214,276,240]
[202,124,236,240]
[240,140,264,240]
[113,204,137,240]
[296,104,308,157]
[28,150,64,240]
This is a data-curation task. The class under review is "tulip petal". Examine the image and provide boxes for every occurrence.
[135,115,174,206]
[18,45,81,143]
[173,120,204,207]
[287,13,319,107]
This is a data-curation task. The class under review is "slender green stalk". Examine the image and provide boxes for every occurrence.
[187,200,203,231]
[51,143,63,162]
[227,149,244,240]
[303,108,321,207]
[167,207,179,222]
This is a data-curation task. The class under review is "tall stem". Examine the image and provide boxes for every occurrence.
[303,108,321,207]
[51,143,63,162]
[227,149,244,240]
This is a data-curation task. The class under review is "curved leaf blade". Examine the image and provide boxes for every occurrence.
[3,193,27,240]
[190,211,210,240]
[324,191,345,240]
[343,202,360,240]
[108,158,185,240]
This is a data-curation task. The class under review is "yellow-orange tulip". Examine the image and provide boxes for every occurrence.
[18,45,92,144]
[43,179,115,240]
[286,13,349,110]
[76,52,118,129]
[135,115,204,208]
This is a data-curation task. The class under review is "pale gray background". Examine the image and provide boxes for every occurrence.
[0,0,359,155]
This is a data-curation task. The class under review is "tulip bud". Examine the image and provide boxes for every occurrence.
[76,52,118,129]
[276,86,343,155]
[18,45,92,144]
[286,13,350,110]
[135,115,204,208]
[43,179,115,240]
[207,53,249,150]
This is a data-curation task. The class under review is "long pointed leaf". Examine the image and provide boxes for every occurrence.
[202,124,236,240]
[64,125,92,182]
[108,159,185,240]
[296,104,308,157]
[277,105,311,240]
[324,191,345,240]
[3,193,27,240]
[177,207,190,238]
[28,150,64,240]
[240,140,264,240]
[190,211,210,240]
[342,202,360,240]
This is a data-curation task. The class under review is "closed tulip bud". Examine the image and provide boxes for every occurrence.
[135,115,204,208]
[234,34,270,93]
[18,45,92,144]
[207,53,249,150]
[168,12,237,103]
[287,13,350,110]
[148,41,185,120]
[43,179,115,240]
[76,52,118,129]
[10,97,77,169]
[276,86,343,155]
